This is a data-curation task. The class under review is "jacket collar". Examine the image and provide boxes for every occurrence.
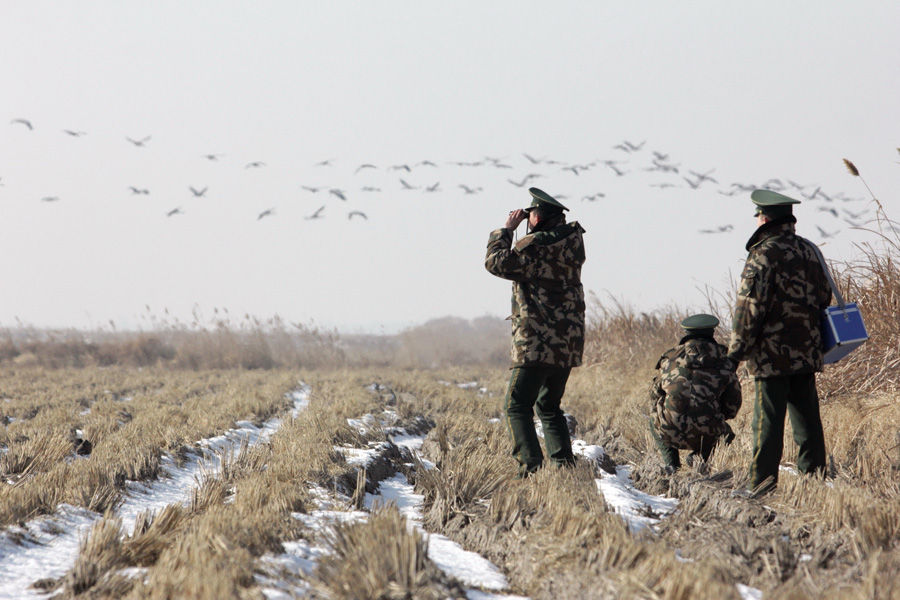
[746,215,797,251]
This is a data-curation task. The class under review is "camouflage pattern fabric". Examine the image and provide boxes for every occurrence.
[650,336,742,450]
[728,219,832,378]
[485,220,586,368]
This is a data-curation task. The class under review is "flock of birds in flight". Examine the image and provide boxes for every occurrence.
[4,117,871,238]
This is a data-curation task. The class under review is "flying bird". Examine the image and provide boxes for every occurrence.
[361,186,381,192]
[128,186,150,195]
[10,118,33,130]
[301,186,322,193]
[167,207,183,217]
[688,169,718,184]
[603,162,628,177]
[189,186,208,197]
[63,130,86,137]
[355,164,377,174]
[314,159,335,167]
[582,193,606,202]
[458,184,482,194]
[329,188,347,201]
[203,154,224,161]
[816,225,839,239]
[257,208,276,220]
[801,186,821,200]
[126,135,152,147]
[818,206,839,218]
[399,179,418,190]
[348,211,368,220]
[698,224,734,234]
[40,196,59,202]
[390,164,412,172]
[417,160,438,167]
[305,205,325,220]
[245,161,266,169]
[508,174,542,187]
[523,153,546,164]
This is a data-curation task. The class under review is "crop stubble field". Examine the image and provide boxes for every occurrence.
[2,190,900,598]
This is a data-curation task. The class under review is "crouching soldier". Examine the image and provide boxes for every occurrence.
[650,314,742,472]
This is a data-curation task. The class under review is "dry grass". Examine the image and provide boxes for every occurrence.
[0,368,297,526]
[311,504,467,600]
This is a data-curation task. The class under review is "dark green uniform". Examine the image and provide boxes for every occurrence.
[728,204,832,492]
[485,190,585,476]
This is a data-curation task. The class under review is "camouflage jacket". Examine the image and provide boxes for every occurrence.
[485,220,586,368]
[728,218,832,378]
[651,335,742,449]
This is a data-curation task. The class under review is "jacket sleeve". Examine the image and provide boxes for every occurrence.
[728,254,772,363]
[485,228,536,282]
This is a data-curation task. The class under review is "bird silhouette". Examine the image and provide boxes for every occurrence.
[361,186,381,192]
[10,118,33,130]
[63,130,86,137]
[314,159,335,167]
[417,160,438,167]
[355,164,377,174]
[348,210,368,220]
[128,186,150,195]
[801,186,821,200]
[458,184,482,194]
[399,179,418,190]
[581,193,606,201]
[40,196,59,202]
[842,208,869,220]
[305,205,325,220]
[301,186,322,193]
[390,164,412,172]
[245,162,266,169]
[605,163,628,177]
[508,174,542,187]
[523,153,545,164]
[126,135,152,147]
[167,207,183,217]
[203,154,224,161]
[698,224,734,234]
[189,186,208,197]
[329,188,347,201]
[257,208,276,220]
[425,182,441,192]
[818,206,839,217]
[816,225,838,239]
[688,169,718,184]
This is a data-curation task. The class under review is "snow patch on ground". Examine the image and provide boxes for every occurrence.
[0,384,311,599]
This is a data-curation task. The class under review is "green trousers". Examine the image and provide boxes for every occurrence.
[750,373,826,491]
[504,366,575,476]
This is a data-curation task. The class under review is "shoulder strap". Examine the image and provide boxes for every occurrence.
[800,237,844,308]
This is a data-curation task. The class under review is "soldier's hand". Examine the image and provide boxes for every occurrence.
[505,209,527,230]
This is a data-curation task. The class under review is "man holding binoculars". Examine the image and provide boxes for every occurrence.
[485,187,587,478]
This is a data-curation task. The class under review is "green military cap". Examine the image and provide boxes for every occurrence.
[526,187,569,214]
[750,189,801,217]
[680,313,719,332]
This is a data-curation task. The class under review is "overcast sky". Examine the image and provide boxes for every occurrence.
[2,2,898,333]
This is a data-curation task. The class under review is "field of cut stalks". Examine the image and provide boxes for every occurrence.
[2,179,900,598]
